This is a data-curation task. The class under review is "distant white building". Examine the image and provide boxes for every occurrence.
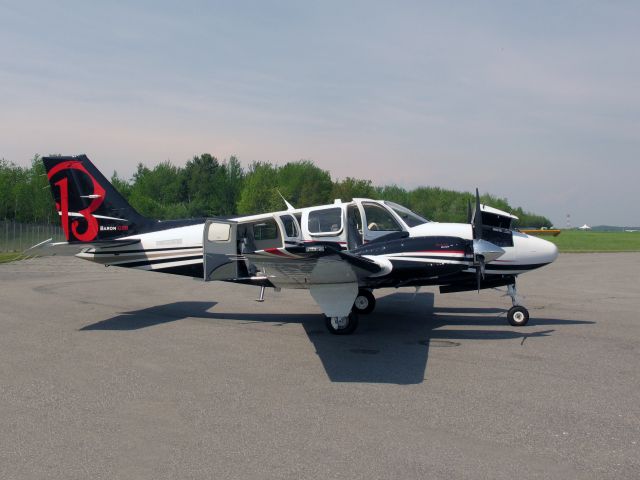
[578,224,592,231]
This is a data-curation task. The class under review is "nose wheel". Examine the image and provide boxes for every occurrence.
[507,305,529,326]
[506,283,529,326]
[325,312,359,335]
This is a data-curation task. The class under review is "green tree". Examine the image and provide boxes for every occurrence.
[237,162,281,214]
[183,153,240,217]
[332,177,376,201]
[111,171,132,200]
[276,160,333,208]
[2,153,553,228]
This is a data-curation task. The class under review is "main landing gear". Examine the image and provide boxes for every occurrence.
[352,288,376,315]
[325,289,375,335]
[506,283,529,326]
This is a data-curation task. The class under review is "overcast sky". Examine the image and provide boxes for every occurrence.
[1,1,638,226]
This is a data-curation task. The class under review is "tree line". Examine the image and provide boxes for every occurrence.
[0,154,552,227]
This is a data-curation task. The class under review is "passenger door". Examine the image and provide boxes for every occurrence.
[203,219,238,281]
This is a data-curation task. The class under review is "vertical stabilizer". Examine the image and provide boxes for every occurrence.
[43,155,153,242]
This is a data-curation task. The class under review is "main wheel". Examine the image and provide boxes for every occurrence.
[353,289,376,314]
[507,306,529,326]
[325,312,359,335]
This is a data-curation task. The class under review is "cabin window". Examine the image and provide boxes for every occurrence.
[207,223,231,242]
[280,215,299,238]
[308,207,343,234]
[253,219,279,240]
[362,203,402,231]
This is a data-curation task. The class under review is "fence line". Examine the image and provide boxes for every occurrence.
[0,220,65,253]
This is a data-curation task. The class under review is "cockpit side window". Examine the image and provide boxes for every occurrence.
[362,203,402,232]
[389,206,429,227]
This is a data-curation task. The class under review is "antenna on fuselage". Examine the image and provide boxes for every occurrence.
[276,190,295,211]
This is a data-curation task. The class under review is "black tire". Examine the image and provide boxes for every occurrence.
[507,306,529,326]
[353,289,376,315]
[325,312,359,335]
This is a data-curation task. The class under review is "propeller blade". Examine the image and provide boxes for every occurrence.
[467,198,472,223]
[475,255,485,292]
[473,188,483,240]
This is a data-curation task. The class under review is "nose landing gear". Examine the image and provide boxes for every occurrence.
[325,312,359,335]
[324,289,375,334]
[506,283,529,326]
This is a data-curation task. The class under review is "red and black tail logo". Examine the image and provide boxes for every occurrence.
[44,155,139,242]
[48,160,105,242]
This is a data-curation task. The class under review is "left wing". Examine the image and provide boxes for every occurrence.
[244,244,391,290]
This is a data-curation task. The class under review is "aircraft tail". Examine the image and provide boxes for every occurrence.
[43,155,154,242]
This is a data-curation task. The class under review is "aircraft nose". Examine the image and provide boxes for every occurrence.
[514,233,559,266]
[527,235,559,264]
[540,237,559,263]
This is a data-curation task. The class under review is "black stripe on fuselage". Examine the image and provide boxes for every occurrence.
[484,263,549,271]
[111,255,203,269]
[91,246,202,255]
[154,262,204,278]
[354,236,473,257]
[389,254,472,263]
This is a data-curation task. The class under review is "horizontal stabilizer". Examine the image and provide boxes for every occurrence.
[27,238,141,256]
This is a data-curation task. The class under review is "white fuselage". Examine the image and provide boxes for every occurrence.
[77,198,558,279]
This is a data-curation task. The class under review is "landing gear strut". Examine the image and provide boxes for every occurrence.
[506,283,529,326]
[352,289,376,314]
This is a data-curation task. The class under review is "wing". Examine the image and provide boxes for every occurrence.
[242,246,396,318]
[243,245,391,290]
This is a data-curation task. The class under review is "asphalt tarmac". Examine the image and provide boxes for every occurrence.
[0,253,638,479]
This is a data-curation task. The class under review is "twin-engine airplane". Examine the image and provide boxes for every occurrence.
[34,155,558,334]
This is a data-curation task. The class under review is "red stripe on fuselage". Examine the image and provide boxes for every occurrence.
[264,248,290,257]
[416,250,466,255]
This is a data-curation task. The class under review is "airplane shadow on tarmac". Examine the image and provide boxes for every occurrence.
[81,293,594,385]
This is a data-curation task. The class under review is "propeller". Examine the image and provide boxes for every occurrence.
[473,188,482,241]
[470,188,505,292]
[470,188,482,291]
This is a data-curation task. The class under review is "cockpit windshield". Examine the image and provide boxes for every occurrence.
[385,201,430,227]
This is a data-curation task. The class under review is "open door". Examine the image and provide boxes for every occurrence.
[203,219,238,281]
[357,201,403,242]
